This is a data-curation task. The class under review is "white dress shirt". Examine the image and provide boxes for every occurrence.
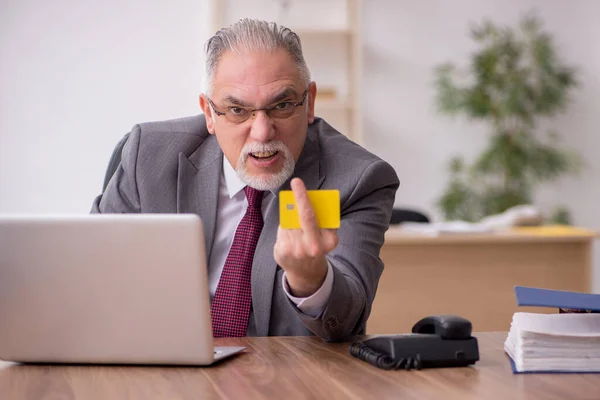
[207,156,334,318]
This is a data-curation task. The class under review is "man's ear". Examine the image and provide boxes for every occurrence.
[307,81,317,124]
[199,94,216,135]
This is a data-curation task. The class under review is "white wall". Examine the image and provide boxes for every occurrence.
[2,0,599,291]
[0,0,210,213]
[362,0,600,292]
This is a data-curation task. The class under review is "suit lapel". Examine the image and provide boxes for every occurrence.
[251,130,325,336]
[177,135,223,261]
[289,131,325,191]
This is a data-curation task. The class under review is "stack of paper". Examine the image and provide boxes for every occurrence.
[504,312,600,372]
[399,221,492,236]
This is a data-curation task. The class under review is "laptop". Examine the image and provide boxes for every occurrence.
[0,214,245,365]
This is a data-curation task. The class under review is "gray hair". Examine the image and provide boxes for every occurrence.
[204,18,311,95]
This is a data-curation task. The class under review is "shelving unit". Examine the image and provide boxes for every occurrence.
[209,0,363,144]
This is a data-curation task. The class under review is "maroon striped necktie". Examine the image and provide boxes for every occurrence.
[211,186,265,338]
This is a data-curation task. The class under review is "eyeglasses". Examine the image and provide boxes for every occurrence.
[208,89,309,124]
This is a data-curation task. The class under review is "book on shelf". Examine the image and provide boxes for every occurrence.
[504,286,600,374]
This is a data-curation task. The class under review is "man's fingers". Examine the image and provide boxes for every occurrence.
[274,226,293,260]
[321,229,339,253]
[290,178,320,238]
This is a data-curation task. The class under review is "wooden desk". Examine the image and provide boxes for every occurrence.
[368,228,596,334]
[1,333,599,399]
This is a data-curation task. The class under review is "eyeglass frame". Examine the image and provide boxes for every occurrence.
[207,89,309,123]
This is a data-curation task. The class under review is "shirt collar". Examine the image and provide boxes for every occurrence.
[223,156,247,199]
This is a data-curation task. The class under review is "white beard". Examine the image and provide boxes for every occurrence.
[236,140,296,191]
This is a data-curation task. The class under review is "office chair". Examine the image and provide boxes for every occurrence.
[102,133,130,192]
[389,208,430,224]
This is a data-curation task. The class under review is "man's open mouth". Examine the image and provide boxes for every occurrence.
[250,151,278,160]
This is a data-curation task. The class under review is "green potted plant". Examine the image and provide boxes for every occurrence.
[434,14,582,224]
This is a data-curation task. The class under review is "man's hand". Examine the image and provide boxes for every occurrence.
[274,178,339,297]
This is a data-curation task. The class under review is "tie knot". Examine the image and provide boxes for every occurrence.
[244,186,264,209]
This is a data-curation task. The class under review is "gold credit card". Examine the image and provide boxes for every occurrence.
[279,189,340,229]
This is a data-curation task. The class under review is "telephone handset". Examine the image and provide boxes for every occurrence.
[349,315,479,370]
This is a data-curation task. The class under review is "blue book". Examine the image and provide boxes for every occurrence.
[514,286,600,312]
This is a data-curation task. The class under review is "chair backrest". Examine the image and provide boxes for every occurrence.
[390,208,430,224]
[102,133,130,192]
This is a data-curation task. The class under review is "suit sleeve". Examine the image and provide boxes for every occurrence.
[91,126,142,214]
[294,159,400,341]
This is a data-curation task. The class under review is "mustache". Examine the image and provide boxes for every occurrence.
[241,141,289,157]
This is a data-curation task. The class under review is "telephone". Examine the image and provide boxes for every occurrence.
[350,315,479,370]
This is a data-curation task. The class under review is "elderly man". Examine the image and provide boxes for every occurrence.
[92,18,399,341]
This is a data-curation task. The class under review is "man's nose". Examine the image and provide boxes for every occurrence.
[249,110,276,142]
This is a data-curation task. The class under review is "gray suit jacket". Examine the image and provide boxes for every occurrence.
[92,115,399,341]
